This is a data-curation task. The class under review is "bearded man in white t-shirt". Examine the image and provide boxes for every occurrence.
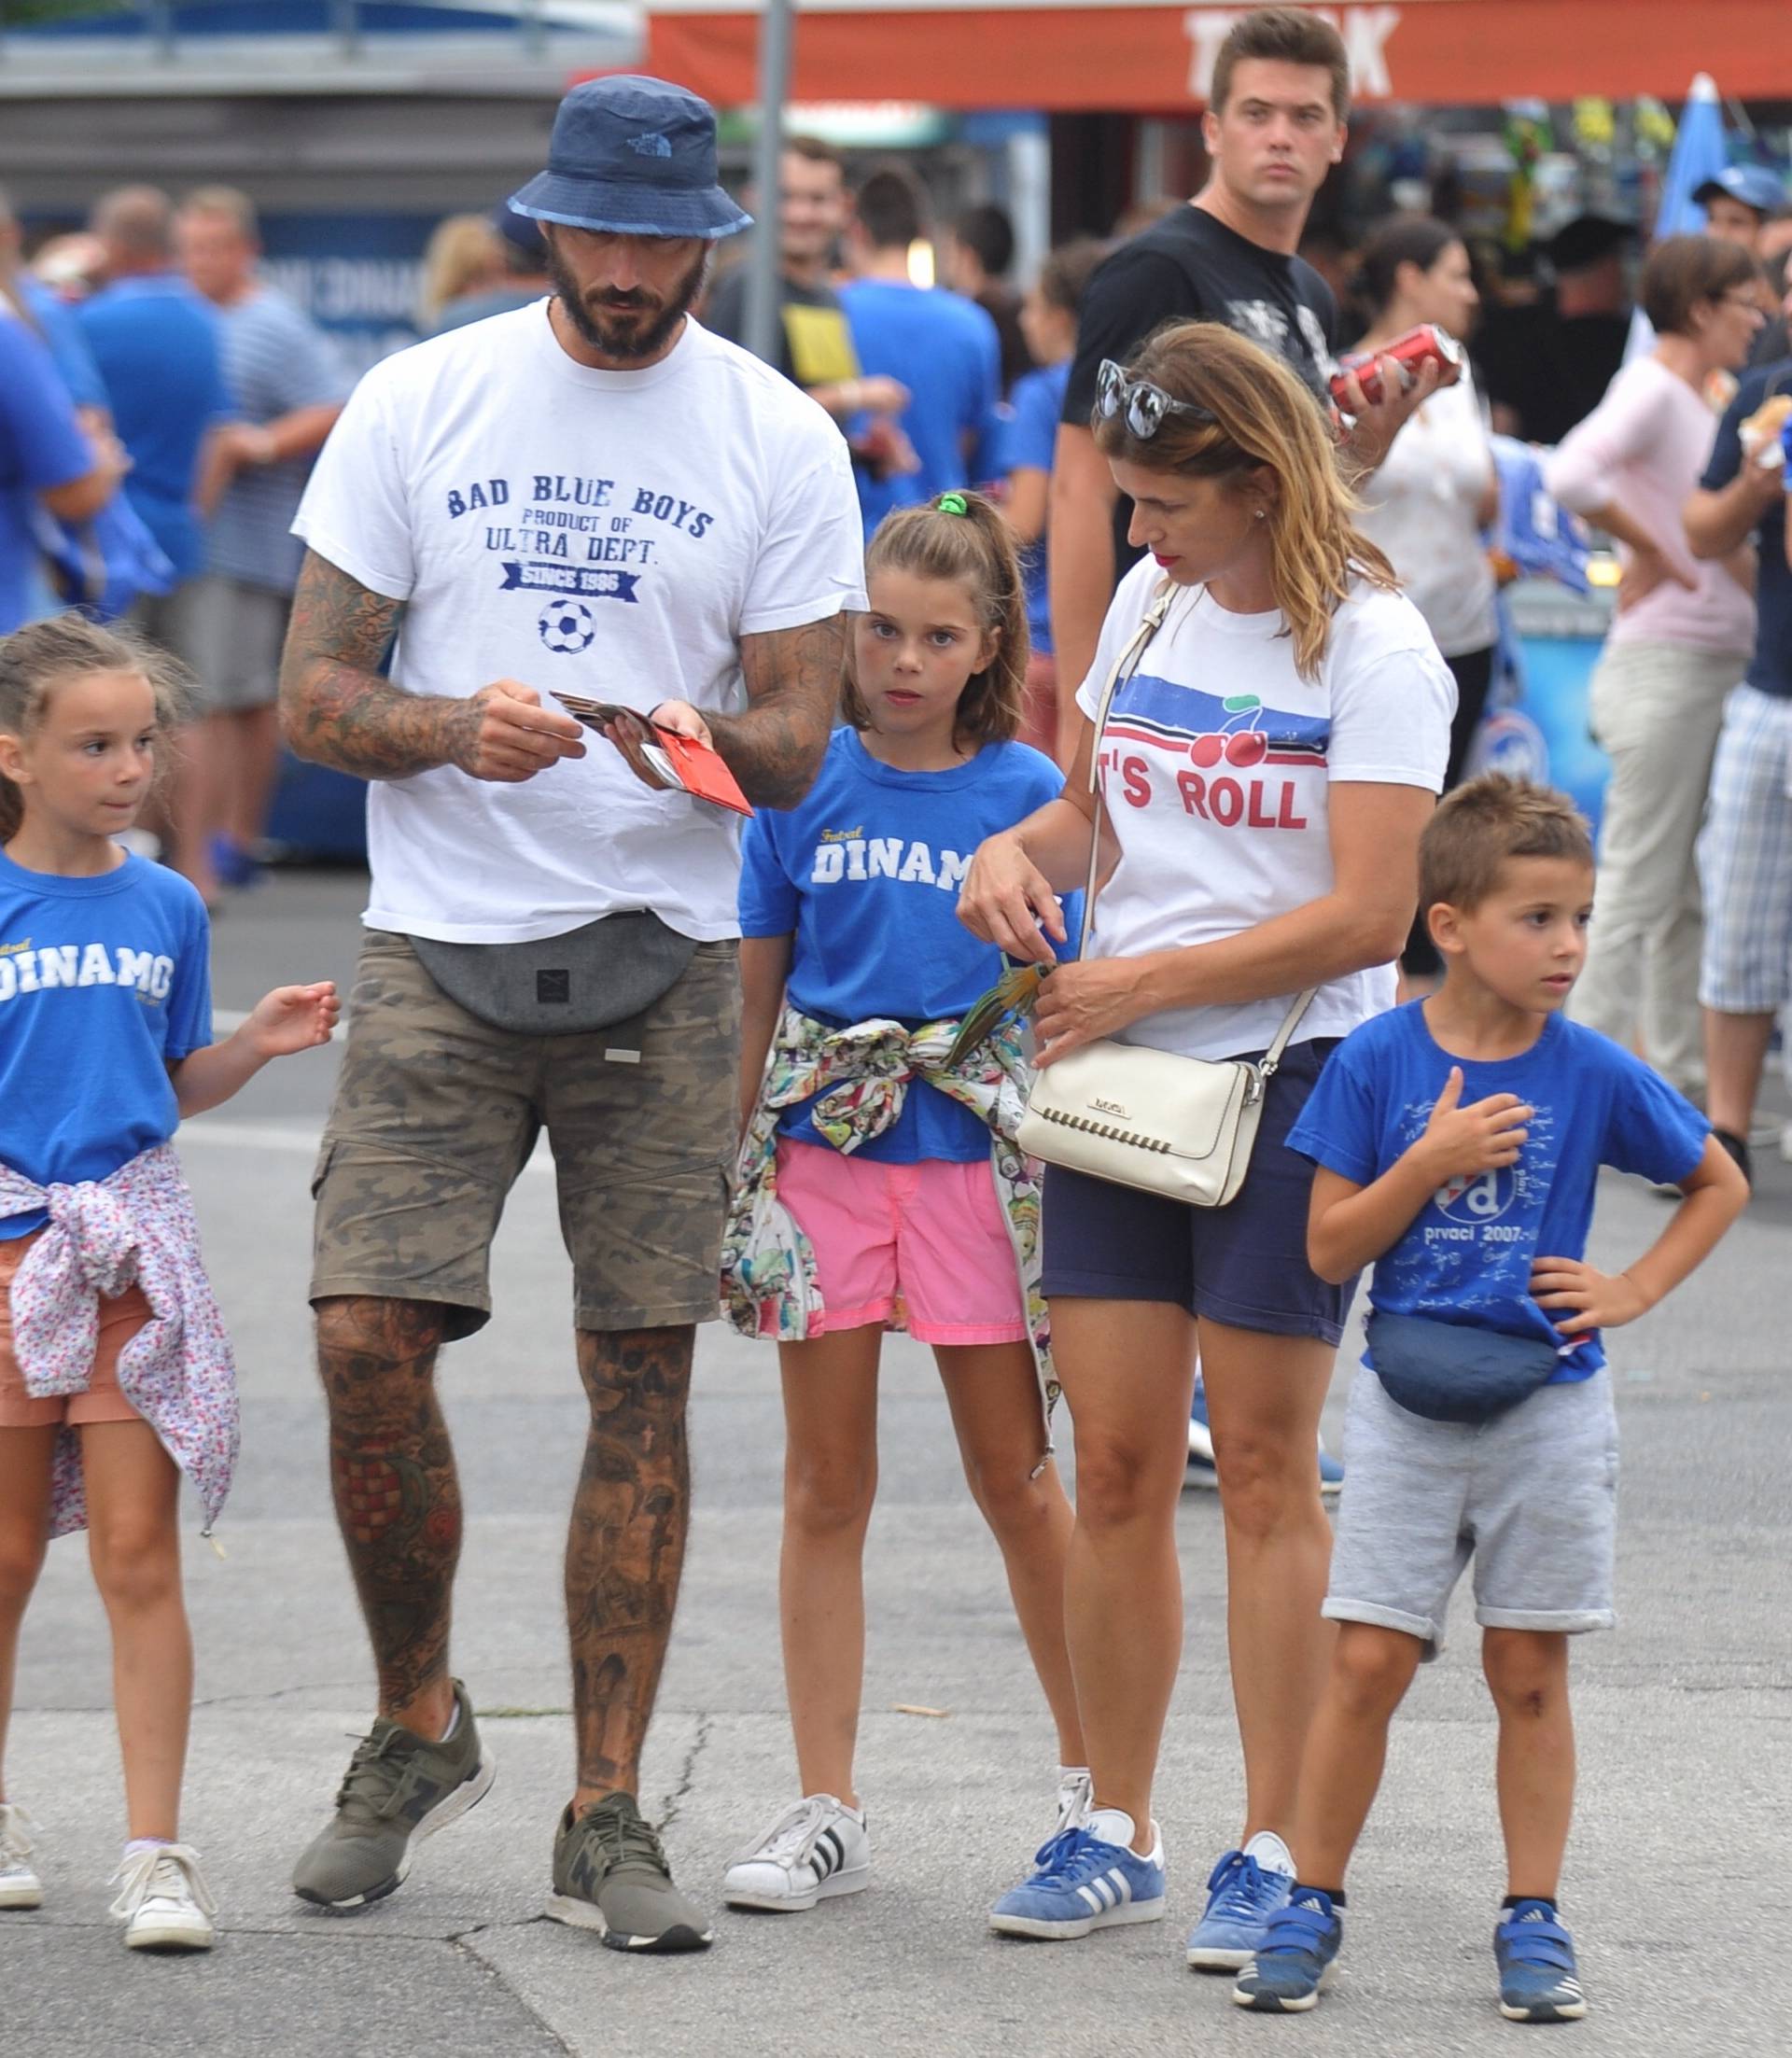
[278,77,865,1953]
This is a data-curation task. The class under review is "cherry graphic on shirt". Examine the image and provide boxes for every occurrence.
[1189,694,1264,767]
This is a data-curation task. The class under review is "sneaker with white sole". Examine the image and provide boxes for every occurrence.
[0,1804,41,1909]
[109,1842,217,1952]
[1186,1836,1295,1969]
[1495,1899,1589,2022]
[722,1794,869,1911]
[989,1807,1167,1939]
[291,1679,495,1910]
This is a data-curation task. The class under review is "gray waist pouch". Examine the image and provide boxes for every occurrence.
[410,912,697,1052]
[1366,1309,1563,1426]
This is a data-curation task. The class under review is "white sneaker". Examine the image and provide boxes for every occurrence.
[722,1795,869,1911]
[0,1804,41,1909]
[108,1842,217,1951]
[1055,1768,1093,1835]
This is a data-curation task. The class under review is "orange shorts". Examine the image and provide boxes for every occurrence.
[0,1231,147,1428]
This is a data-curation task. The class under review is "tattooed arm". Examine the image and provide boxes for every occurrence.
[712,612,851,808]
[278,547,586,782]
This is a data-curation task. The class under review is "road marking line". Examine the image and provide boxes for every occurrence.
[181,1117,554,1176]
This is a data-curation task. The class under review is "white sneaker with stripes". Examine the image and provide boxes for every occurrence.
[722,1795,869,1912]
[0,1804,42,1909]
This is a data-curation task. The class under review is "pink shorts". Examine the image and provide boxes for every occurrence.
[772,1139,1029,1343]
[0,1231,147,1428]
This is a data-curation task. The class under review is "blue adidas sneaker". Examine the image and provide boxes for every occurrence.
[1186,1841,1295,1968]
[989,1813,1166,1940]
[1495,1901,1589,2022]
[1232,1886,1344,2011]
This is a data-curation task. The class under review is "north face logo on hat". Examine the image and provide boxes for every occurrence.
[627,132,674,159]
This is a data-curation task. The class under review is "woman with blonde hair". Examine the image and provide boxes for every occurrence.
[417,213,504,335]
[960,322,1453,1960]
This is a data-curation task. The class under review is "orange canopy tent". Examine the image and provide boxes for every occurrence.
[638,0,1792,112]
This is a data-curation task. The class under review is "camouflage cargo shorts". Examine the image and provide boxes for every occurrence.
[310,929,740,1338]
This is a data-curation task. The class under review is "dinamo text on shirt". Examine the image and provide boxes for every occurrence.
[291,303,868,945]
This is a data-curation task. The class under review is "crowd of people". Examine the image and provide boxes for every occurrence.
[0,6,1781,2031]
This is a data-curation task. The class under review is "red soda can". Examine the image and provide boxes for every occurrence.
[1329,324,1463,411]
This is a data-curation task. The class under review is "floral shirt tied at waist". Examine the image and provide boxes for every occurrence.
[721,1003,1057,1457]
[0,1144,237,1539]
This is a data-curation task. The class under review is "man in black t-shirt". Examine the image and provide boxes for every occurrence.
[1683,332,1792,1185]
[1049,7,1433,756]
[704,135,908,430]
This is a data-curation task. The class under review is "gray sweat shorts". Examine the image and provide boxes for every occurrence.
[1323,1362,1618,1658]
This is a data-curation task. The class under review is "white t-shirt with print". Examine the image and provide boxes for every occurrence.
[293,302,867,944]
[1076,560,1455,1063]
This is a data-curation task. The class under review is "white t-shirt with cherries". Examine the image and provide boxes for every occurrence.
[1076,560,1455,1063]
[293,301,867,945]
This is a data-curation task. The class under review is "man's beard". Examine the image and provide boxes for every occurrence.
[547,237,709,362]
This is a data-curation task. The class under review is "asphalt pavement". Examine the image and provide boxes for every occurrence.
[7,868,1789,2058]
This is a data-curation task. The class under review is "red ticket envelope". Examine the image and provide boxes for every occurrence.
[648,728,754,817]
[550,692,754,816]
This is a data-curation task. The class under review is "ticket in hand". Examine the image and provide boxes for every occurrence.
[551,692,754,817]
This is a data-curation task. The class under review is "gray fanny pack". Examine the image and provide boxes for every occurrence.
[410,912,696,1053]
[1366,1309,1564,1426]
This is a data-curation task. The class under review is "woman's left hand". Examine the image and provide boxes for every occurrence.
[1032,957,1155,1066]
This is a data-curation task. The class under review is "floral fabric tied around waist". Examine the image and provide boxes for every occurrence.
[721,1005,1057,1457]
[0,1144,237,1538]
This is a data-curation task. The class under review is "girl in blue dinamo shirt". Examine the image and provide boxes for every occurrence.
[723,493,1086,1912]
[0,613,337,1950]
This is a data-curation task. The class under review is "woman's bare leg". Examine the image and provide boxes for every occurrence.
[1198,1320,1337,1846]
[1052,1298,1197,1845]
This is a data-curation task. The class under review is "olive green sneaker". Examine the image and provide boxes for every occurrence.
[546,1793,714,1953]
[291,1680,495,1910]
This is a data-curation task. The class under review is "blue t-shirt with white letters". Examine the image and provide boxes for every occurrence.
[0,849,212,1238]
[737,726,1066,1163]
[1287,1001,1708,1379]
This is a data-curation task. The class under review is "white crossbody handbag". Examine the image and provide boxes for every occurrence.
[1015,584,1316,1209]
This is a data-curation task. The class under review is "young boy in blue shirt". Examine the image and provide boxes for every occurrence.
[1234,776,1746,2023]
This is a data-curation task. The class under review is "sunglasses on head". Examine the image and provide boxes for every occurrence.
[1096,357,1217,439]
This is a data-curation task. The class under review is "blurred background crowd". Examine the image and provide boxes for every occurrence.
[2,0,1790,1165]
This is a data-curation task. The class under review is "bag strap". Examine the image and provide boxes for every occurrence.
[1078,581,1176,931]
[1076,580,1318,1067]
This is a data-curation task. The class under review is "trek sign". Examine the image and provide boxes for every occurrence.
[1183,7,1400,100]
[640,0,1792,110]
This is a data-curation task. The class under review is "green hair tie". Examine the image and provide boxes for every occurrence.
[937,492,970,516]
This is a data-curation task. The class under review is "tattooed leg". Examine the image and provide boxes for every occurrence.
[567,1326,695,1806]
[315,1295,460,1738]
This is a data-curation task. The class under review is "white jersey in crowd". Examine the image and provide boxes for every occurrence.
[1077,558,1455,1063]
[1351,363,1499,660]
[293,301,867,945]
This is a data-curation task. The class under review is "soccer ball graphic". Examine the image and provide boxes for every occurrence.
[538,598,597,653]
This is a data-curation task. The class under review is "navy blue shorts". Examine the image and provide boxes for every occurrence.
[1040,1037,1355,1344]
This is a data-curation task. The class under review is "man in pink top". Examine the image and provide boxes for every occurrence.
[1545,236,1763,1098]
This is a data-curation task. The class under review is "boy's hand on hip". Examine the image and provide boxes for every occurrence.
[1417,1065,1533,1181]
[1531,1256,1652,1335]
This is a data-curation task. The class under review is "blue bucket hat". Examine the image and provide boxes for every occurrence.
[1693,164,1786,218]
[510,76,751,243]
